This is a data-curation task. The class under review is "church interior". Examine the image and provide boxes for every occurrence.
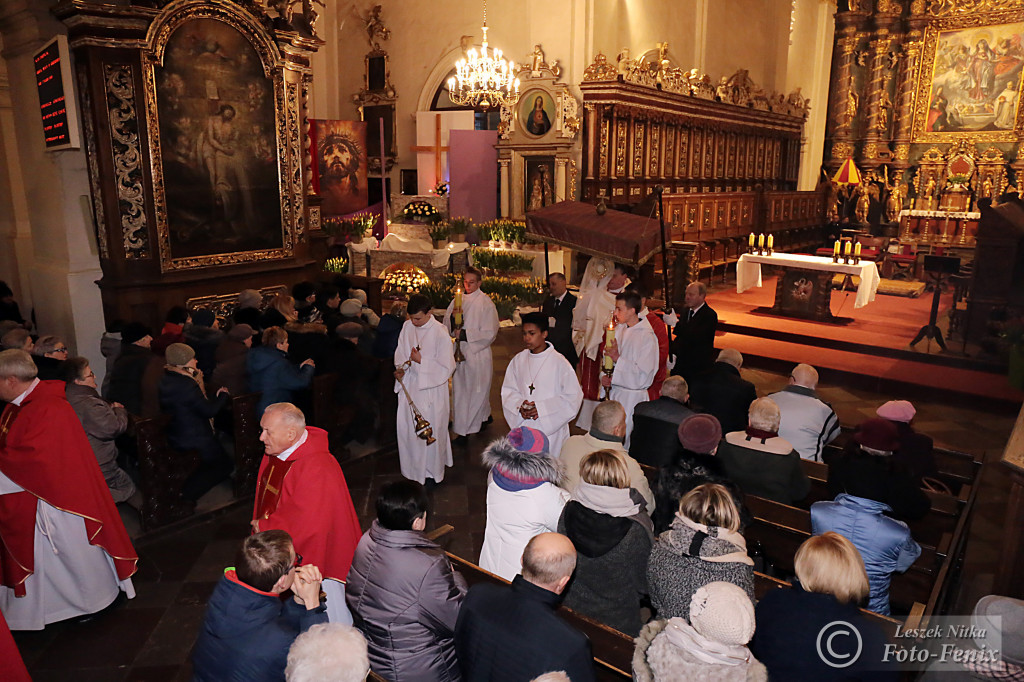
[2,0,1024,679]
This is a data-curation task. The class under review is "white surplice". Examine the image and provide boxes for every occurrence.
[571,284,624,432]
[394,317,456,483]
[610,316,660,450]
[500,342,583,457]
[443,289,499,436]
[0,470,135,631]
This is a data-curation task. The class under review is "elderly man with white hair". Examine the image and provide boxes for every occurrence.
[286,623,370,682]
[252,402,362,624]
[768,363,841,462]
[716,397,810,505]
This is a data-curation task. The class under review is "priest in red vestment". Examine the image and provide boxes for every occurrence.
[0,349,137,630]
[252,402,362,623]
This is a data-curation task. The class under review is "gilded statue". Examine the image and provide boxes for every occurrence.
[530,45,545,72]
[877,90,893,133]
[616,48,632,76]
[366,5,391,49]
[982,175,994,198]
[885,179,905,223]
[855,183,871,224]
[846,77,859,128]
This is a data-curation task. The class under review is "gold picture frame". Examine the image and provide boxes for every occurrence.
[142,2,299,272]
[911,9,1024,143]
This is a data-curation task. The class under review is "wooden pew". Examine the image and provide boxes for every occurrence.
[132,414,198,530]
[746,516,949,613]
[825,436,982,494]
[446,553,634,681]
[231,392,263,497]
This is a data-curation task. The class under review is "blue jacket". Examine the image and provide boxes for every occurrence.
[246,345,315,415]
[810,494,921,615]
[192,569,328,682]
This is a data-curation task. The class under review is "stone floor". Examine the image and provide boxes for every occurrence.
[11,327,1019,680]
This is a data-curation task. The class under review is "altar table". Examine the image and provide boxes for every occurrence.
[736,253,880,321]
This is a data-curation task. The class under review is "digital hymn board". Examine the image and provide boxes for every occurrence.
[34,35,80,151]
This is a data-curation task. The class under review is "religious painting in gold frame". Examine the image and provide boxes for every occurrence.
[912,10,1024,143]
[143,3,295,271]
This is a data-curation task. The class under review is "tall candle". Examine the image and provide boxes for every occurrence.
[767,234,774,250]
[758,233,765,248]
[454,288,463,326]
[748,232,755,247]
[854,242,862,256]
[844,240,852,255]
[603,318,615,370]
[833,240,840,256]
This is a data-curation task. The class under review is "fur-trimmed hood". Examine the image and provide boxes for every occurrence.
[482,437,564,485]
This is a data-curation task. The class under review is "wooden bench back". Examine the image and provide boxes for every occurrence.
[231,392,263,497]
[132,414,198,530]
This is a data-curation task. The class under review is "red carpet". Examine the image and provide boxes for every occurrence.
[706,276,1024,413]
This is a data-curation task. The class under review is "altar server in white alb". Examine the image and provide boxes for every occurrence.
[601,290,659,450]
[394,294,456,484]
[501,312,583,457]
[444,268,500,443]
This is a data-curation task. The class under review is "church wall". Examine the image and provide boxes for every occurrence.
[314,0,821,195]
[0,1,106,378]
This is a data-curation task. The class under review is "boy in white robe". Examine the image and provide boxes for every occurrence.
[602,290,659,450]
[443,268,499,442]
[501,312,583,457]
[394,294,456,484]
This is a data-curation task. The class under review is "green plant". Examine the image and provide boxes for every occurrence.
[416,273,458,308]
[428,222,452,242]
[472,248,534,272]
[448,216,473,234]
[323,256,348,273]
[480,276,547,305]
[323,212,375,240]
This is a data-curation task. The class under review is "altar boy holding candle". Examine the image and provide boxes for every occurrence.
[601,291,659,450]
[501,313,583,456]
[444,267,500,444]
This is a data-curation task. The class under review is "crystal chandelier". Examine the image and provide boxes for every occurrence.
[447,0,519,110]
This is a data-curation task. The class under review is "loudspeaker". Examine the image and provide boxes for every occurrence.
[923,255,960,275]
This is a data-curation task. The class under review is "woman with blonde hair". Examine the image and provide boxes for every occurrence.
[750,532,899,680]
[648,483,754,621]
[557,450,653,636]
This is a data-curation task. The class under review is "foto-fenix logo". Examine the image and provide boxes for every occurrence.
[817,620,864,668]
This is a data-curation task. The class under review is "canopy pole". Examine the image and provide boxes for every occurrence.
[655,186,670,308]
[544,242,550,279]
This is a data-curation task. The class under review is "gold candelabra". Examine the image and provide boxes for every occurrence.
[453,288,466,363]
[395,359,436,445]
[600,314,615,401]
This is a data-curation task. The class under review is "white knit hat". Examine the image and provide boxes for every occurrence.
[689,582,756,646]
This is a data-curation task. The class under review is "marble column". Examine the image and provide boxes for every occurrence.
[499,159,510,218]
[555,158,567,203]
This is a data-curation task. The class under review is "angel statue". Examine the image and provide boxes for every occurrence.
[855,183,872,224]
[885,180,905,223]
[366,5,391,48]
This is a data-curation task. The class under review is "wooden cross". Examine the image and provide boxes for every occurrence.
[528,383,535,394]
[410,113,450,186]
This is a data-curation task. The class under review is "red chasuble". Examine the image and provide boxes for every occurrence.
[578,338,607,402]
[0,380,138,596]
[253,427,362,581]
[0,610,29,681]
[646,310,669,401]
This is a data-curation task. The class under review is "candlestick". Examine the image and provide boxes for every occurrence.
[603,318,615,371]
[844,240,852,255]
[748,232,755,248]
[454,288,463,327]
[833,240,840,263]
[767,234,774,250]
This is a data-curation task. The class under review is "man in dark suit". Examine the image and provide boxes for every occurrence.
[628,376,695,467]
[540,272,578,366]
[454,533,595,682]
[688,348,757,434]
[670,281,717,382]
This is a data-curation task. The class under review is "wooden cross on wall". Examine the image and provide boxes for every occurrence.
[410,113,450,184]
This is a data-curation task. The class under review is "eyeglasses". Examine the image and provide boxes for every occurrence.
[54,347,68,354]
[293,553,303,568]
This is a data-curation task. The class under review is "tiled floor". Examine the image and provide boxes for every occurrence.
[11,327,1019,679]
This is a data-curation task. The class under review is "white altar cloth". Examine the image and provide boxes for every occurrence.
[736,253,881,309]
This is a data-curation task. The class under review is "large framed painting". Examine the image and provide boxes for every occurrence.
[519,89,555,138]
[309,119,368,217]
[145,6,293,271]
[524,155,555,211]
[913,12,1024,142]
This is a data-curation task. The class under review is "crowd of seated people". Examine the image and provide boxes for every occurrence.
[6,275,1015,682]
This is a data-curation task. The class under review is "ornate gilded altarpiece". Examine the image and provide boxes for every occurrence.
[57,0,322,327]
[496,47,580,218]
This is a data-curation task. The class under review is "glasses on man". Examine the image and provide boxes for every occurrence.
[293,553,303,568]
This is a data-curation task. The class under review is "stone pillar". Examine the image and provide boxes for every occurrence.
[0,2,107,377]
[555,157,567,203]
[499,159,510,218]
